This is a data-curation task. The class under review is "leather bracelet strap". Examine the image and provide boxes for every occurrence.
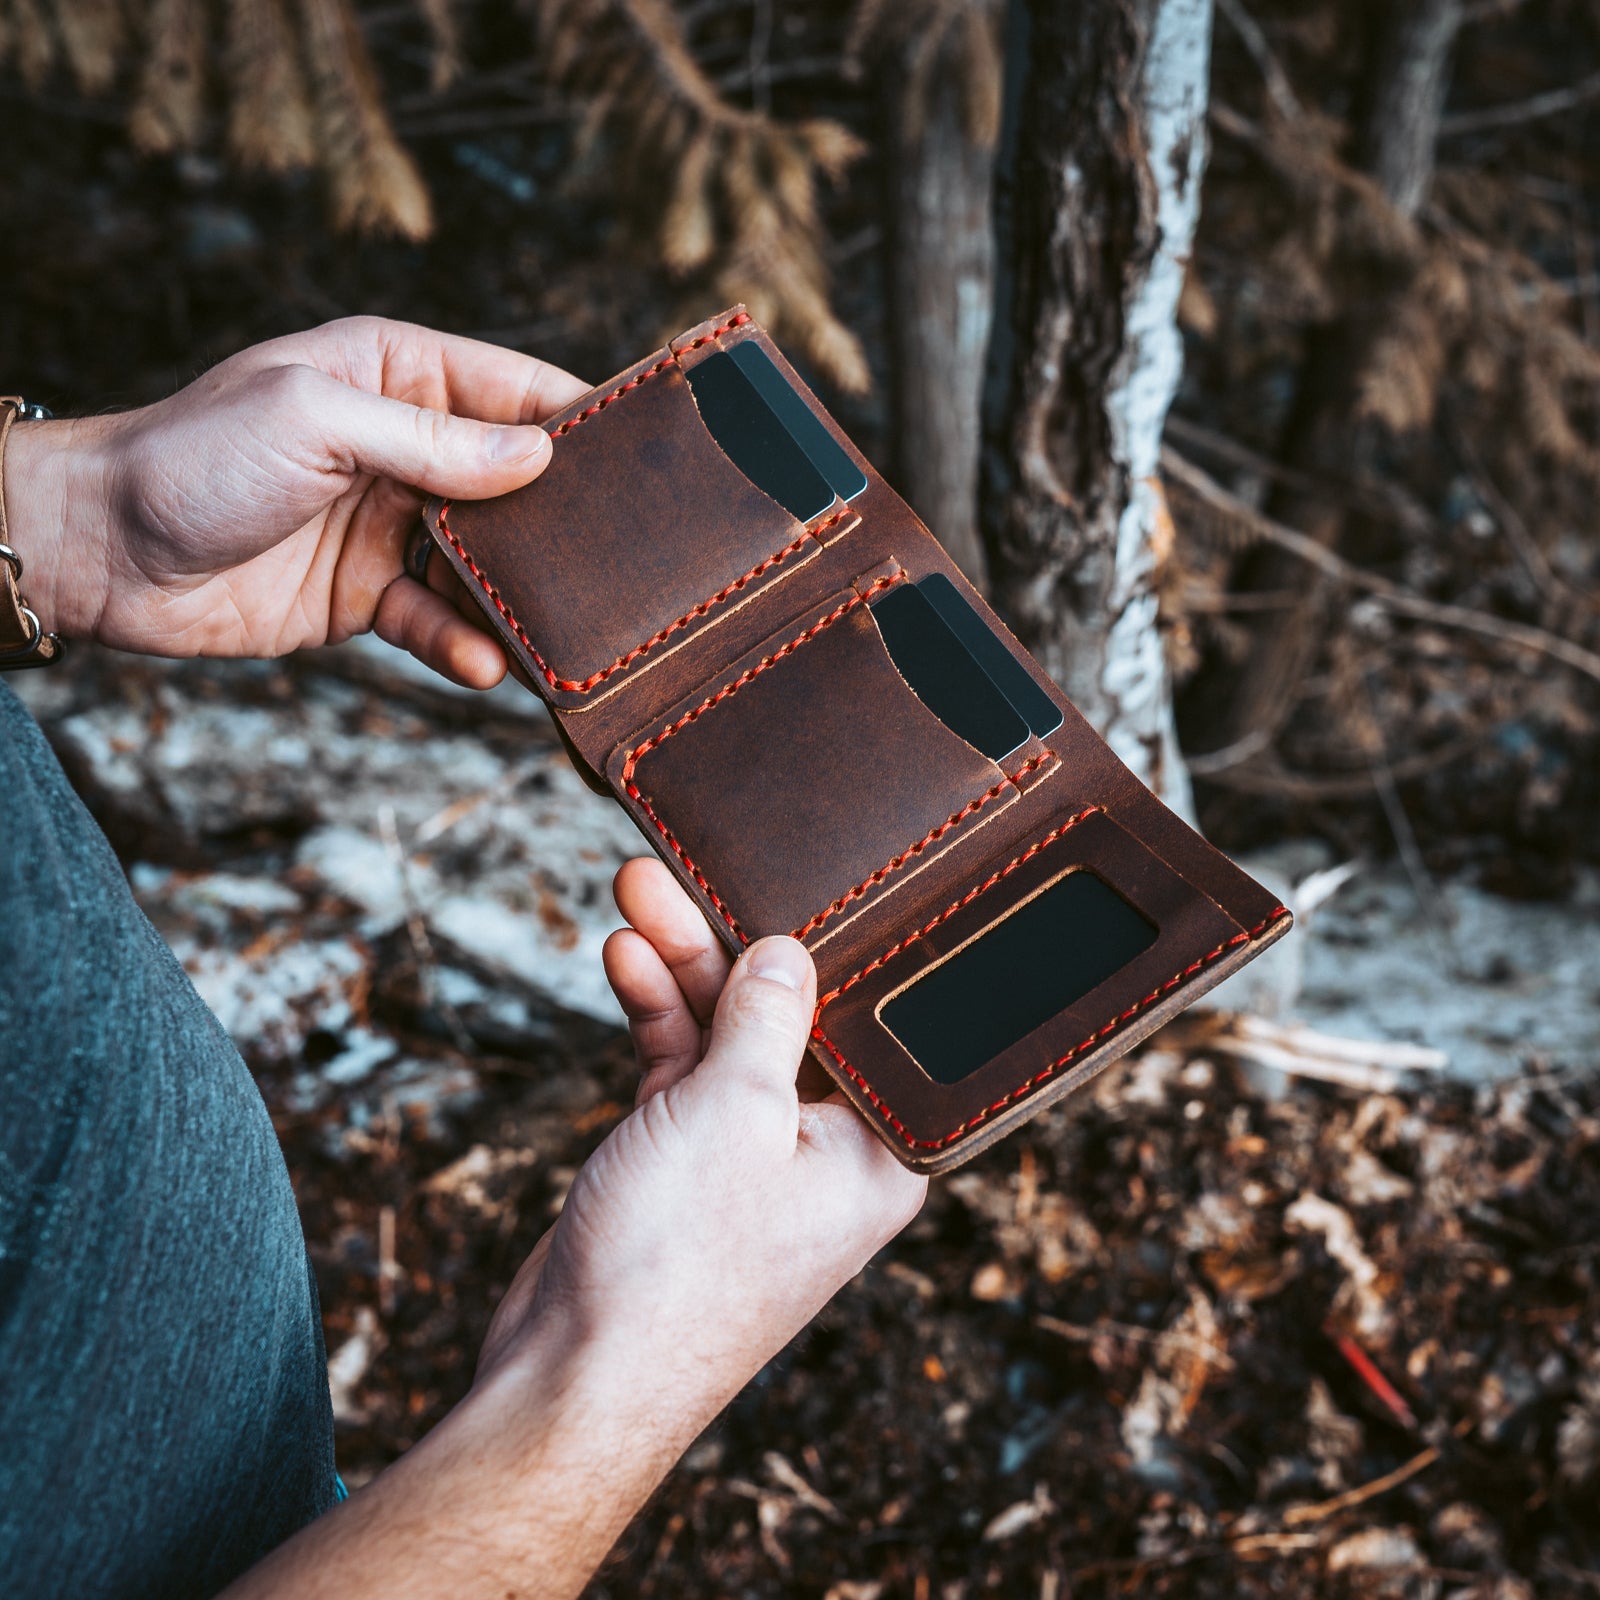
[0,395,64,670]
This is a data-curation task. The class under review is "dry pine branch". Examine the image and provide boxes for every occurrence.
[533,0,870,391]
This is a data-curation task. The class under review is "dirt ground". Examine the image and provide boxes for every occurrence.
[17,644,1600,1599]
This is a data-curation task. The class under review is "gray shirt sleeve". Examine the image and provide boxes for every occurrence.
[0,680,337,1600]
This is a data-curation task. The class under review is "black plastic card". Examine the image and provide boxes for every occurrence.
[872,581,1029,762]
[919,573,1064,742]
[880,870,1158,1084]
[685,345,867,524]
[726,342,869,507]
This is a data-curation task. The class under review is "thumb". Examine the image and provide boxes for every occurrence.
[289,366,553,497]
[686,937,817,1124]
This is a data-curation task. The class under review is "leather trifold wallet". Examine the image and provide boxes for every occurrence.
[422,308,1291,1173]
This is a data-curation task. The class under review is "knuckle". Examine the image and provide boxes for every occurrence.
[413,402,457,461]
[263,362,323,410]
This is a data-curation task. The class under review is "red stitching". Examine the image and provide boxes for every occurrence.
[815,806,1105,1011]
[434,314,798,697]
[620,574,904,782]
[812,902,1292,1151]
[625,572,957,935]
[549,311,751,440]
[790,753,1051,940]
[624,781,750,943]
[437,500,844,699]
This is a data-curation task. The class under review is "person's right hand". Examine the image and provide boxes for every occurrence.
[476,858,927,1441]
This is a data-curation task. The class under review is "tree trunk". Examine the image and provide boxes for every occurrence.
[979,0,1212,816]
[882,23,998,585]
[1182,0,1462,757]
[1358,0,1462,216]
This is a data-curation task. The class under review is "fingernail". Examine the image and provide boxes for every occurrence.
[746,937,810,991]
[488,425,548,462]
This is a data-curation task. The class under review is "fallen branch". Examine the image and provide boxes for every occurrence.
[1282,1445,1441,1525]
[1164,413,1434,536]
[1161,447,1600,686]
[1205,1014,1448,1090]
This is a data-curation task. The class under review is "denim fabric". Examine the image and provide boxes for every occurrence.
[0,680,336,1598]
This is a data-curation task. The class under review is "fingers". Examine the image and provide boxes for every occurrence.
[238,316,592,427]
[612,858,732,1028]
[602,927,706,1103]
[373,576,508,688]
[284,365,557,501]
[685,937,816,1128]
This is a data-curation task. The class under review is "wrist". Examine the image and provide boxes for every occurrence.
[478,1299,711,1480]
[4,414,119,643]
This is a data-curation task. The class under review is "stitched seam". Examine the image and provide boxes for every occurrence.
[624,573,924,938]
[816,806,1107,1011]
[790,752,1051,940]
[623,782,750,943]
[621,573,904,782]
[812,902,1292,1150]
[551,310,751,439]
[439,506,844,695]
[438,312,835,696]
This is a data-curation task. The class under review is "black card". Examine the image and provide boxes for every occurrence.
[726,342,868,507]
[880,869,1158,1084]
[686,344,867,523]
[872,581,1029,762]
[918,573,1064,742]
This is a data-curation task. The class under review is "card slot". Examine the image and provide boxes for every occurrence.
[811,808,1289,1170]
[609,575,1033,947]
[430,320,849,711]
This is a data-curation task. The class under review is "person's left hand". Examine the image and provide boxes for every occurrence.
[9,317,587,684]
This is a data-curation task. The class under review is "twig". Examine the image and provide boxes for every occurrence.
[413,757,544,845]
[1164,414,1434,537]
[1036,1314,1235,1369]
[1445,414,1572,608]
[1203,1016,1447,1089]
[1356,671,1459,959]
[1184,727,1272,776]
[377,1203,399,1317]
[747,0,773,111]
[1441,67,1600,136]
[377,803,477,1055]
[1282,1445,1440,1525]
[1328,1327,1420,1430]
[1195,736,1481,799]
[1460,0,1531,20]
[1162,448,1600,685]
[1215,0,1303,122]
[395,107,570,139]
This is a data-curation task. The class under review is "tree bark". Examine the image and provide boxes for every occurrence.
[979,0,1212,815]
[881,27,997,585]
[1358,0,1462,216]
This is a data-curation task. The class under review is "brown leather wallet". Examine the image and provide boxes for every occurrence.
[422,308,1290,1173]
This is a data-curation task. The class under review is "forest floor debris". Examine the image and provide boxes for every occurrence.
[15,646,1600,1597]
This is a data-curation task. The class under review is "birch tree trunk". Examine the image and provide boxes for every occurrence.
[979,0,1211,817]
